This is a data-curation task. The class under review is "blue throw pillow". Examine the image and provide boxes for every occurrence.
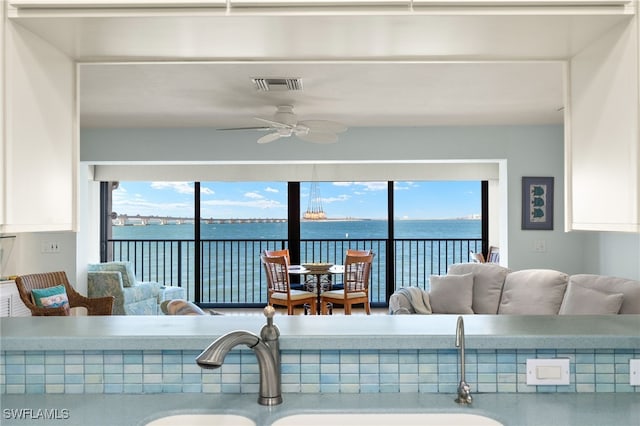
[31,285,69,309]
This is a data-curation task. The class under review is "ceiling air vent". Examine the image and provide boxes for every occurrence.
[252,78,303,92]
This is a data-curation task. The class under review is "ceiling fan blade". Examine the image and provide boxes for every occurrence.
[217,126,272,131]
[254,117,293,129]
[257,132,283,144]
[298,120,347,134]
[297,131,338,144]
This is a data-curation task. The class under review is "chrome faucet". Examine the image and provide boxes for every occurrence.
[196,306,282,406]
[455,315,472,404]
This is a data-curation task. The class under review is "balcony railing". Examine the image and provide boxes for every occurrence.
[108,237,482,306]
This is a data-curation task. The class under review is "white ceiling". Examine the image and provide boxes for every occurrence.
[9,1,635,129]
[79,61,565,128]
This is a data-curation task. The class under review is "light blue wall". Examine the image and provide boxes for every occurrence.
[80,124,637,278]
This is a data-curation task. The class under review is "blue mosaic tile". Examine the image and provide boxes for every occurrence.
[1,347,638,396]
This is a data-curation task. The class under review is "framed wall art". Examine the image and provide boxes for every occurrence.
[522,176,554,230]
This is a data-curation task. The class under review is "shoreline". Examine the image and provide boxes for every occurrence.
[113,218,481,226]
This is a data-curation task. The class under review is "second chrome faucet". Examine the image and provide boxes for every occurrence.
[455,315,473,404]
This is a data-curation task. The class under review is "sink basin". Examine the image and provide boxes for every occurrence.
[145,414,255,426]
[272,413,503,426]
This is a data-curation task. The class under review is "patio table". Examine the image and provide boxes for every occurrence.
[288,265,344,315]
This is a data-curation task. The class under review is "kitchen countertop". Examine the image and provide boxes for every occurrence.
[2,314,639,351]
[2,315,639,425]
[2,392,639,426]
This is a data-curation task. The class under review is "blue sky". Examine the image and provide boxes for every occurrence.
[112,181,480,220]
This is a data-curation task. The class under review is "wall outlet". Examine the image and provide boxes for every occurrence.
[40,241,60,254]
[631,359,640,386]
[533,240,546,252]
[526,359,570,385]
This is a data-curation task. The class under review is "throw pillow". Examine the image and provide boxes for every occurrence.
[448,263,509,314]
[559,284,624,315]
[31,285,69,309]
[498,269,569,314]
[568,274,640,314]
[429,273,474,314]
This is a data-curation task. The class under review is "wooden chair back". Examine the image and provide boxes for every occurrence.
[261,254,316,315]
[261,254,291,295]
[345,248,372,257]
[263,249,291,265]
[343,253,374,294]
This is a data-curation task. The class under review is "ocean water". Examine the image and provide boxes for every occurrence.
[111,220,481,304]
[112,219,481,240]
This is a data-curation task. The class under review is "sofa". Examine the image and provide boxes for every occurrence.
[87,261,162,315]
[389,262,640,315]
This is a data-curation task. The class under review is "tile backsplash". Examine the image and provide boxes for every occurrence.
[1,348,638,395]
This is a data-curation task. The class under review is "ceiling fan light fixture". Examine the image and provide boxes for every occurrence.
[219,104,346,145]
[252,77,303,92]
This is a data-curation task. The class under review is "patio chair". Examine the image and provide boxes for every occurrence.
[320,253,374,315]
[261,254,317,315]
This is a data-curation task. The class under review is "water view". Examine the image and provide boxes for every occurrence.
[113,219,481,240]
[111,219,481,305]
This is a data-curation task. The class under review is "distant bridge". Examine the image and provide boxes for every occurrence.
[113,215,287,226]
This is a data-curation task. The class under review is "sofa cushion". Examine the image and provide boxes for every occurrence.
[88,262,136,287]
[498,269,568,314]
[429,273,474,314]
[566,274,640,314]
[559,284,624,315]
[448,263,509,314]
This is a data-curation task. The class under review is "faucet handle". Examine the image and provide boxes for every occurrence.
[264,305,276,319]
[261,305,280,342]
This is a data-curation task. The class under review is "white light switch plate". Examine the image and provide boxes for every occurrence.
[630,359,640,386]
[526,359,570,385]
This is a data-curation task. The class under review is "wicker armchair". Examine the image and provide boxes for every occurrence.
[15,271,114,316]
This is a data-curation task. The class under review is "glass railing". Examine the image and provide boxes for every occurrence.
[108,237,482,306]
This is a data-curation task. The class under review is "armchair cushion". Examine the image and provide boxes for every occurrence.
[88,261,137,287]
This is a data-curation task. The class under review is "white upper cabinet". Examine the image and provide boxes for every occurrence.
[1,19,76,233]
[567,15,639,233]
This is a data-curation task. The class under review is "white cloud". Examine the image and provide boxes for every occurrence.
[151,182,194,194]
[202,198,284,210]
[333,181,387,191]
[265,187,279,193]
[111,184,193,216]
[322,194,350,204]
[394,181,420,191]
[358,182,387,191]
[150,181,215,195]
[245,192,264,199]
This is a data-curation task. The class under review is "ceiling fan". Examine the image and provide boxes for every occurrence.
[218,105,347,144]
